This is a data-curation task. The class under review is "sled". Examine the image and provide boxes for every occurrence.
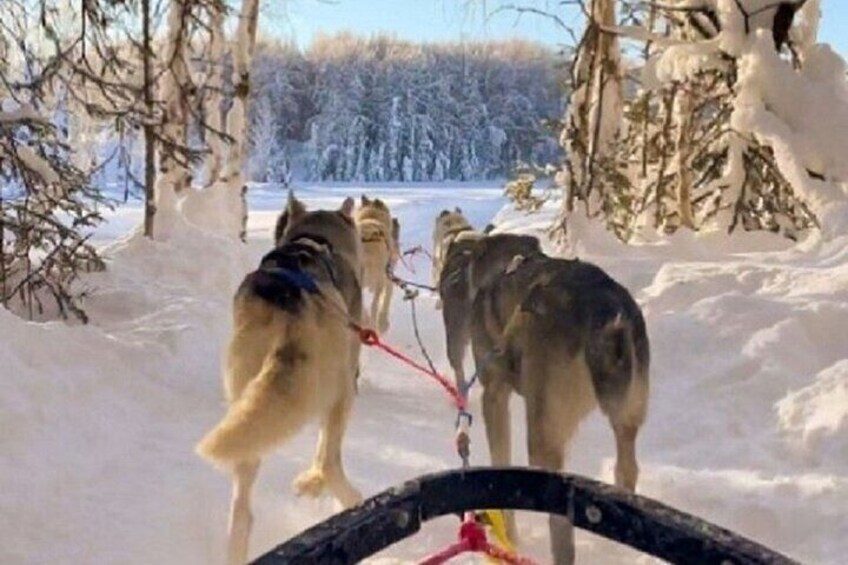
[251,467,798,564]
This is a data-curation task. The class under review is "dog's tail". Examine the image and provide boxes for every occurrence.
[196,345,311,468]
[586,312,646,422]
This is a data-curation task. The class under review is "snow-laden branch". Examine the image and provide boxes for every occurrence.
[14,144,61,186]
[0,104,46,124]
[732,32,848,234]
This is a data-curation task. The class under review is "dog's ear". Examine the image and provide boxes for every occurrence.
[287,191,307,222]
[438,209,450,218]
[340,197,355,218]
[454,207,462,214]
[273,211,289,244]
[361,194,370,205]
[483,223,495,234]
[374,198,386,209]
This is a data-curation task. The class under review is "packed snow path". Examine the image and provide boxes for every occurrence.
[1,183,846,564]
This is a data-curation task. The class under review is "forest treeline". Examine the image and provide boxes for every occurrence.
[246,34,566,182]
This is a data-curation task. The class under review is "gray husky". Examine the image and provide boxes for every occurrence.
[197,194,364,565]
[438,232,542,391]
[471,254,650,565]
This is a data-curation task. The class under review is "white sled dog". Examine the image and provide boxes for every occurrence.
[196,194,364,565]
[353,195,399,334]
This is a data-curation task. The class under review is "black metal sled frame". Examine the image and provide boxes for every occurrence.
[252,467,799,565]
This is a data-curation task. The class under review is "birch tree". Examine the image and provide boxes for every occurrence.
[560,0,623,213]
[181,0,260,241]
[218,0,260,240]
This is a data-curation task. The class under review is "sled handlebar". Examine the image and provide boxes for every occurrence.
[252,467,799,565]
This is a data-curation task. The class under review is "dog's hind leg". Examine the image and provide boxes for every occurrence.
[369,284,381,333]
[481,378,517,540]
[524,353,596,565]
[433,252,443,310]
[589,318,649,492]
[445,309,471,391]
[376,278,392,334]
[526,390,575,565]
[294,387,362,508]
[323,391,363,507]
[606,373,648,492]
[227,459,260,565]
[612,423,639,492]
[525,385,574,565]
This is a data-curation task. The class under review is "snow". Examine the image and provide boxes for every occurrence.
[2,183,848,564]
[777,360,848,463]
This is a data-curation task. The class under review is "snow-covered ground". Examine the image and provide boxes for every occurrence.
[2,182,846,564]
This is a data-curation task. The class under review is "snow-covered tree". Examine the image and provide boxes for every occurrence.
[0,1,122,321]
[551,0,825,242]
[178,0,268,241]
[248,97,278,182]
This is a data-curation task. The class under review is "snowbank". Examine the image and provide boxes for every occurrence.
[0,226,248,564]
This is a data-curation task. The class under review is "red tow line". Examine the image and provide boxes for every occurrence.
[355,326,467,412]
[418,514,540,565]
[353,324,539,565]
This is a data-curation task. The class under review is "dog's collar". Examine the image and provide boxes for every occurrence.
[264,267,320,294]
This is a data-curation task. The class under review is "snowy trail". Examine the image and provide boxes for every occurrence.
[2,183,846,565]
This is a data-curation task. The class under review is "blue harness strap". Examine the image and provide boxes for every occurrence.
[265,267,320,294]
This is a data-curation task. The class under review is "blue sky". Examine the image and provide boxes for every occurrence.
[265,0,847,57]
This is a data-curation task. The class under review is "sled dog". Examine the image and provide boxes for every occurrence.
[354,195,400,334]
[431,208,495,309]
[431,208,476,291]
[471,254,650,565]
[438,232,542,390]
[196,193,364,565]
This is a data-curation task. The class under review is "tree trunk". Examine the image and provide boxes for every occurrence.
[557,0,623,240]
[223,0,260,241]
[673,89,696,230]
[158,0,192,197]
[586,0,622,175]
[203,1,227,187]
[142,0,156,238]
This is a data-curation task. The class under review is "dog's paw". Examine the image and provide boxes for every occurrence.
[293,468,327,498]
[338,483,363,509]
